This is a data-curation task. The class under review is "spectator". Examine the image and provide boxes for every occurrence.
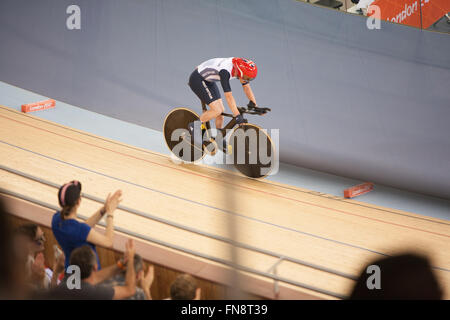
[0,197,34,299]
[0,198,18,298]
[50,246,66,288]
[168,274,201,300]
[14,223,64,290]
[42,239,137,300]
[349,253,443,299]
[101,254,155,300]
[356,0,374,10]
[51,180,122,270]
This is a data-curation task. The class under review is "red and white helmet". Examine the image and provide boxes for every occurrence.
[232,57,257,81]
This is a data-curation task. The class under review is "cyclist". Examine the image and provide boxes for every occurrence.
[187,57,258,146]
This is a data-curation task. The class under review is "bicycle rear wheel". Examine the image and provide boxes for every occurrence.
[229,123,276,179]
[163,108,205,162]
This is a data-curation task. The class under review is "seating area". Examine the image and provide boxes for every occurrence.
[310,0,343,10]
[0,196,215,300]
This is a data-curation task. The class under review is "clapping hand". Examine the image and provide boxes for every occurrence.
[30,253,46,284]
[139,264,155,290]
[104,190,123,215]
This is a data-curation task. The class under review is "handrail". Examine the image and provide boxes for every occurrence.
[0,164,351,299]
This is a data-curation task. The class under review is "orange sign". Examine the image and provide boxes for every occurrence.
[21,99,56,113]
[369,0,450,29]
[343,182,374,198]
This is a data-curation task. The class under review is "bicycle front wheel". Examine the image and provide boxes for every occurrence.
[229,123,276,179]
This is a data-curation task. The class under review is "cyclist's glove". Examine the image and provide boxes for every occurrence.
[235,114,247,125]
[247,100,257,109]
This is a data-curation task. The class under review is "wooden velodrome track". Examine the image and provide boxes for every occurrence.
[0,104,449,299]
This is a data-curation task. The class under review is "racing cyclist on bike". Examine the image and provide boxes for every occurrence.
[187,57,258,147]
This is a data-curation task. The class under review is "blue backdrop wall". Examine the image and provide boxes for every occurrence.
[1,0,449,198]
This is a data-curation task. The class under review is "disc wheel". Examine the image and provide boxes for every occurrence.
[229,123,276,179]
[163,108,205,162]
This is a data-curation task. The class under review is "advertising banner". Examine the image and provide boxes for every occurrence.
[369,0,449,29]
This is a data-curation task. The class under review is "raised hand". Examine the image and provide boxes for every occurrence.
[53,251,66,274]
[30,252,46,283]
[104,190,123,215]
[125,239,135,260]
[140,265,155,290]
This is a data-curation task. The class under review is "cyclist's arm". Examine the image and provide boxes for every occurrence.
[219,70,240,117]
[241,80,256,105]
[224,92,240,117]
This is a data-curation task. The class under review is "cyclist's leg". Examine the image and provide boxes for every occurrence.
[198,82,225,147]
[188,70,220,145]
[188,70,221,121]
[207,100,228,152]
[211,101,225,129]
[198,79,221,123]
[200,99,223,125]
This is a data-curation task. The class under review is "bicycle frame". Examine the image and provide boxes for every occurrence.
[201,102,237,140]
[201,102,270,139]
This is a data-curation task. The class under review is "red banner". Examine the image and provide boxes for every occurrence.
[369,0,450,29]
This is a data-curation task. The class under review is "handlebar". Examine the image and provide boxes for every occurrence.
[239,105,271,115]
[222,106,271,117]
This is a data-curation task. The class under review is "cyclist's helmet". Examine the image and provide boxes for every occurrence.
[232,57,257,82]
